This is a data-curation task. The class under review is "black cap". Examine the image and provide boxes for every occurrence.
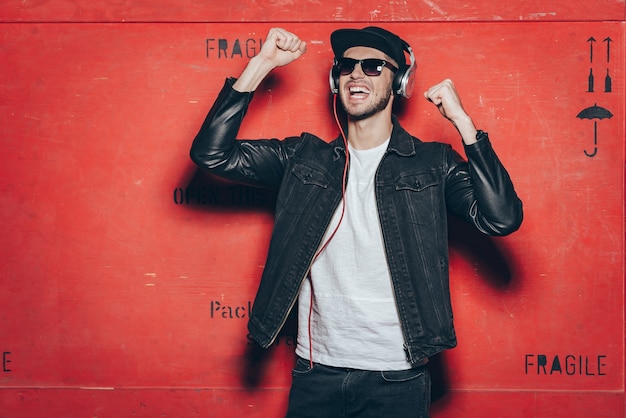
[330,26,406,66]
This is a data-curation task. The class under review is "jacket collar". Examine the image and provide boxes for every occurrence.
[332,115,416,160]
[388,115,417,157]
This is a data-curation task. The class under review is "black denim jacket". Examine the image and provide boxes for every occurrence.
[191,78,523,366]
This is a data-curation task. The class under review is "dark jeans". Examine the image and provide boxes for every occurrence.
[285,357,431,418]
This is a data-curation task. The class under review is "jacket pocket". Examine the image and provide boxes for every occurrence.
[394,172,440,225]
[276,163,330,216]
[291,163,330,188]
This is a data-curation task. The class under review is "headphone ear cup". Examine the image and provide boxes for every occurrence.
[329,61,340,94]
[393,40,416,98]
[394,64,416,98]
[392,65,409,97]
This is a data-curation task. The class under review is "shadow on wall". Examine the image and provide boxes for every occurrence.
[241,309,298,389]
[179,168,277,214]
[448,215,516,290]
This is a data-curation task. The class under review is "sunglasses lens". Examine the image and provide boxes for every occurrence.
[361,59,384,76]
[338,58,356,75]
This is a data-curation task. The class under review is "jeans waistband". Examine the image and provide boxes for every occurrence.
[297,355,429,372]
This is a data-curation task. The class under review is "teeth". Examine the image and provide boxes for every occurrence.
[349,86,370,94]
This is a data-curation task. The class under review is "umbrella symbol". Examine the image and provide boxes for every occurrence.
[576,103,613,157]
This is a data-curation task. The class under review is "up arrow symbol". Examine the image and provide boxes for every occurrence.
[603,37,612,63]
[587,37,596,63]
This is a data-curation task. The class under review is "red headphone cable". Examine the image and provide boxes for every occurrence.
[307,93,349,369]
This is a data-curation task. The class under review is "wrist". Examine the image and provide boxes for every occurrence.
[233,55,276,92]
[454,116,477,145]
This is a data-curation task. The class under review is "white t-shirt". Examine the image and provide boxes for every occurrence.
[295,138,411,370]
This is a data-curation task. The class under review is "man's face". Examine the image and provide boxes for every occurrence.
[338,46,395,120]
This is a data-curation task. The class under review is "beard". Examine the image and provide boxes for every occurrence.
[341,83,393,121]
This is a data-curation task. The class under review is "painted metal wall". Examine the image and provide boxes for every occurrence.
[0,1,624,417]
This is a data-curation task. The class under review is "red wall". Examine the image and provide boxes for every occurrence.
[0,1,624,417]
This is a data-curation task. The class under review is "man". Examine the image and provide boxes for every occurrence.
[190,26,522,418]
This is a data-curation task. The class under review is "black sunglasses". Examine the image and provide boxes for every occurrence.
[336,57,398,77]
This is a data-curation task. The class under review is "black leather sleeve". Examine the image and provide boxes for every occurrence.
[189,78,294,190]
[445,131,523,236]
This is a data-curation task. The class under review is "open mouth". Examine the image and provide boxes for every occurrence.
[348,86,370,99]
